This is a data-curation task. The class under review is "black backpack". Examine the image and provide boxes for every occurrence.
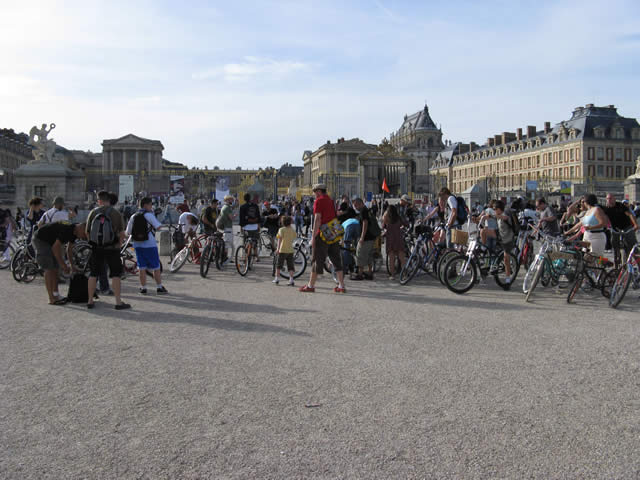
[367,210,381,238]
[67,273,89,303]
[455,196,469,224]
[131,210,151,242]
[508,210,521,235]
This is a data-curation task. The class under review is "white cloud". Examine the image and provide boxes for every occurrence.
[192,56,311,83]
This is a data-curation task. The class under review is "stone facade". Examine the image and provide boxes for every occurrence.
[389,104,444,194]
[303,138,376,198]
[431,104,640,200]
[0,129,32,186]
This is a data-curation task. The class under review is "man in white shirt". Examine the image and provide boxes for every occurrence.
[125,197,168,295]
[178,211,199,236]
[439,187,459,247]
[39,197,69,226]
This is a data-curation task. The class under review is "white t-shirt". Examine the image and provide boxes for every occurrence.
[446,196,458,225]
[125,211,162,248]
[41,207,69,224]
[179,212,199,234]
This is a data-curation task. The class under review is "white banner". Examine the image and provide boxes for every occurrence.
[119,175,134,203]
[215,176,230,201]
[169,175,185,204]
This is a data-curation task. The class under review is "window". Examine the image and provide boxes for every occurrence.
[606,148,613,161]
[615,148,623,161]
[536,155,540,167]
[570,149,574,161]
[337,153,346,171]
[34,185,46,197]
[597,165,604,177]
[588,165,595,177]
[559,151,563,162]
[616,166,622,178]
[597,147,604,161]
[588,147,594,160]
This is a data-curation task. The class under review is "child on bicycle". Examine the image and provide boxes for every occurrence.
[273,216,296,286]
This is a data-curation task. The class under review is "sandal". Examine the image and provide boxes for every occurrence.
[334,287,346,294]
[51,298,69,306]
[299,285,315,293]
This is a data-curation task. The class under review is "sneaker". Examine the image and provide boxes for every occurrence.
[299,285,315,293]
[334,286,346,294]
[156,286,168,295]
[272,278,280,284]
[115,302,131,310]
[287,279,295,286]
[139,287,148,295]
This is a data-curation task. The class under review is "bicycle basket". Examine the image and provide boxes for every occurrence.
[451,229,469,246]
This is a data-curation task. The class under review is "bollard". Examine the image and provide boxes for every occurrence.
[157,230,171,256]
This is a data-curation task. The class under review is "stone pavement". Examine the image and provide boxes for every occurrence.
[1,257,640,479]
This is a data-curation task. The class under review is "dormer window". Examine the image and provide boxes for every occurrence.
[536,138,541,147]
[614,127,625,139]
[632,128,640,140]
[594,126,606,139]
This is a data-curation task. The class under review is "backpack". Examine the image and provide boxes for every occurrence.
[508,210,520,235]
[89,207,116,247]
[67,273,89,303]
[131,210,151,242]
[366,210,382,238]
[455,196,469,225]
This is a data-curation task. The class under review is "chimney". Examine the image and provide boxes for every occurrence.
[516,128,522,140]
[544,122,551,134]
[494,134,501,146]
[585,103,594,108]
[487,137,494,147]
[468,143,473,153]
[527,125,537,138]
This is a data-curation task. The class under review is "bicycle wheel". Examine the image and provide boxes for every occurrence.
[11,250,26,282]
[200,244,212,278]
[235,245,250,276]
[169,246,189,273]
[525,258,546,302]
[493,251,520,289]
[522,255,543,294]
[399,251,420,285]
[280,248,307,279]
[566,273,584,304]
[215,241,225,270]
[371,252,383,273]
[21,261,38,283]
[0,243,15,269]
[443,254,477,294]
[609,267,631,308]
[438,250,459,286]
[600,268,618,299]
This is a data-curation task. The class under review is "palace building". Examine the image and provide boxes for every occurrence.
[430,104,640,199]
[389,104,444,194]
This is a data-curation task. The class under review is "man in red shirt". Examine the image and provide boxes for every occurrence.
[299,184,346,293]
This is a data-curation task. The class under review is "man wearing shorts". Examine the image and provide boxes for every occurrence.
[219,195,236,262]
[85,190,130,310]
[299,183,345,293]
[239,193,261,260]
[126,197,168,295]
[33,222,87,305]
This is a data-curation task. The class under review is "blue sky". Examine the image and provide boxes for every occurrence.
[1,0,639,169]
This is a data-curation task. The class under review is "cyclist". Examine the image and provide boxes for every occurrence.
[126,197,168,295]
[26,197,45,243]
[603,193,638,262]
[179,210,199,239]
[439,188,459,247]
[38,196,70,226]
[535,197,559,236]
[494,200,515,289]
[219,195,235,262]
[262,204,280,252]
[200,198,219,236]
[33,222,88,305]
[299,183,345,293]
[239,193,261,261]
[351,197,378,281]
[564,194,608,256]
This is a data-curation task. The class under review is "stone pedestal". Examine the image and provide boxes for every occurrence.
[624,176,640,203]
[15,162,85,208]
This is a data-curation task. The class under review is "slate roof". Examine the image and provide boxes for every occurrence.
[398,104,439,132]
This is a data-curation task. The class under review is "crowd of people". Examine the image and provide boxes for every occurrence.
[2,183,640,305]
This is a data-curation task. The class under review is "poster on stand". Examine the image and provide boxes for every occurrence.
[119,175,134,203]
[169,175,185,204]
[215,176,230,201]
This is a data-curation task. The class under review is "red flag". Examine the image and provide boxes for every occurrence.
[381,177,390,193]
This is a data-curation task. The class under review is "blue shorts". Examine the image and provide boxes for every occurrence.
[135,247,161,270]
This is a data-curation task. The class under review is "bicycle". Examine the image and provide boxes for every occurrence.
[523,230,582,302]
[610,227,637,270]
[442,237,519,294]
[236,232,259,276]
[0,234,16,269]
[169,233,206,272]
[200,232,226,278]
[398,225,447,285]
[609,243,640,308]
[566,251,618,303]
[272,244,308,279]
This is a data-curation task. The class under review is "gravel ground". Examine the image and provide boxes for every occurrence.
[1,257,640,479]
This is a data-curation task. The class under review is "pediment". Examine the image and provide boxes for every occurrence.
[103,134,163,147]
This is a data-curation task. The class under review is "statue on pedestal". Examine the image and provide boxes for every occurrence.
[636,156,640,177]
[28,123,57,163]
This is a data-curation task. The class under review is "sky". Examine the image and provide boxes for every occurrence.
[1,0,639,169]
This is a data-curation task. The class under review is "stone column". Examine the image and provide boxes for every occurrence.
[147,150,152,172]
[135,149,140,172]
[109,150,114,172]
